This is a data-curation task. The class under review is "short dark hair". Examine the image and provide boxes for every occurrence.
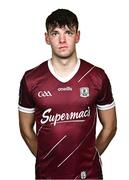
[46,9,79,32]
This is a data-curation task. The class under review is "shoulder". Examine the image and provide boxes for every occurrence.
[23,60,48,81]
[80,59,106,79]
[21,60,49,91]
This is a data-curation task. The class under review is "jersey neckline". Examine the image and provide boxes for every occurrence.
[48,58,81,83]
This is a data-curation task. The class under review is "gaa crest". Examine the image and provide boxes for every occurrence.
[80,87,89,97]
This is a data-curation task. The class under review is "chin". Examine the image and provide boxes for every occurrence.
[56,53,74,59]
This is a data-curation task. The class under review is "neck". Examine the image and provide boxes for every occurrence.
[51,55,78,78]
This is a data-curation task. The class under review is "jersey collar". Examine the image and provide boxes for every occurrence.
[48,58,81,83]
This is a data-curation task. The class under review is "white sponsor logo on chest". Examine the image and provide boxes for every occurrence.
[40,107,90,126]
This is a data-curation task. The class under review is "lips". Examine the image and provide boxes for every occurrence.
[59,46,68,49]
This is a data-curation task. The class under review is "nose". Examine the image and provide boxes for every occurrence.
[59,34,66,43]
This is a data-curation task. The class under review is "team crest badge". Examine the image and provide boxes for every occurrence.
[80,87,89,97]
[81,171,87,179]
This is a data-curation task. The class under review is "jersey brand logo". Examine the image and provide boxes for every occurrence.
[80,87,89,97]
[58,86,72,91]
[38,91,52,97]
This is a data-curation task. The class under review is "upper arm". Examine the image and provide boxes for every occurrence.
[18,74,36,135]
[19,111,35,135]
[97,107,117,130]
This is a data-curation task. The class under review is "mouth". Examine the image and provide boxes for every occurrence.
[59,46,68,49]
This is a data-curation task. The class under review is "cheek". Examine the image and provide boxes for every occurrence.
[68,38,76,47]
[51,42,59,51]
[50,38,59,46]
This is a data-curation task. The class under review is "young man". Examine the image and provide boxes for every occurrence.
[18,9,117,179]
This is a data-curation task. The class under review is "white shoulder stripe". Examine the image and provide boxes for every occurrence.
[78,65,95,83]
[97,101,115,110]
[18,105,35,113]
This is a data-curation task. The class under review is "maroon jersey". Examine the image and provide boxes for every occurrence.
[18,59,115,179]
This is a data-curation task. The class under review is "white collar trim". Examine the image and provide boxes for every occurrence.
[48,59,81,83]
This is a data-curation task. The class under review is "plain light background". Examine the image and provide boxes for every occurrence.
[0,0,129,179]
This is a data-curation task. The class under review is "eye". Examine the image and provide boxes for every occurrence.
[65,31,73,35]
[50,31,59,36]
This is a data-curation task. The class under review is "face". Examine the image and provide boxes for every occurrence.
[45,26,80,59]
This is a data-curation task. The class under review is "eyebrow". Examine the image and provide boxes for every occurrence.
[49,28,76,33]
[49,30,59,34]
[49,26,77,32]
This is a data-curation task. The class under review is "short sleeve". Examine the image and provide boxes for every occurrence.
[18,74,35,113]
[96,71,115,110]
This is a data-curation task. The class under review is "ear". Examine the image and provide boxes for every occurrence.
[45,32,50,45]
[75,31,80,43]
